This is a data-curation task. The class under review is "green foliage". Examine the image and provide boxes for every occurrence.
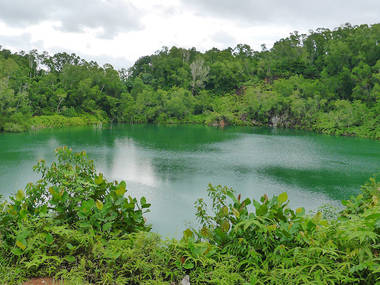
[186,178,380,284]
[0,148,379,283]
[0,147,153,283]
[1,21,380,284]
[1,23,379,139]
[29,114,107,130]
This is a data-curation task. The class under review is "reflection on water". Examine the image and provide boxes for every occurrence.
[258,166,360,201]
[110,139,158,187]
[0,124,379,237]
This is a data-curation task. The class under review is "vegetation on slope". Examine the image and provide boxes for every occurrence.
[0,148,379,284]
[0,23,379,138]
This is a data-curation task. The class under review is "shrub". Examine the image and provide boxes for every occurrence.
[0,148,379,284]
[0,147,151,280]
[186,180,380,284]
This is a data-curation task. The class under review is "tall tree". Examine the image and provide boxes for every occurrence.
[190,58,209,95]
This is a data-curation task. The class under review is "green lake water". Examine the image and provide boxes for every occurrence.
[0,125,379,237]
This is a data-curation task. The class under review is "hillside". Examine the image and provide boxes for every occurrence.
[0,23,379,138]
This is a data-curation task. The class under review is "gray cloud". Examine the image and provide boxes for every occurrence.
[46,46,133,69]
[0,0,142,39]
[75,53,133,69]
[92,54,133,70]
[0,33,44,51]
[181,0,380,28]
[0,33,133,69]
[211,31,236,46]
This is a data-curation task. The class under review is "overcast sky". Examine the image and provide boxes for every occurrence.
[0,0,379,69]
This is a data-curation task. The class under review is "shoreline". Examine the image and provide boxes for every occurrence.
[1,114,378,141]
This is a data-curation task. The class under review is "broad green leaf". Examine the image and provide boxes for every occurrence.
[278,192,288,204]
[11,248,23,256]
[256,204,268,216]
[219,205,229,217]
[95,174,104,185]
[267,224,277,231]
[226,191,238,203]
[96,199,103,210]
[19,209,27,219]
[260,194,268,203]
[81,199,95,214]
[252,200,261,210]
[296,207,305,215]
[183,228,194,239]
[242,198,251,206]
[45,233,54,245]
[221,219,230,232]
[116,182,126,196]
[124,202,135,209]
[104,250,121,259]
[64,256,76,263]
[241,219,262,231]
[140,197,150,208]
[200,226,209,237]
[7,205,17,216]
[103,222,112,231]
[39,205,48,215]
[183,261,194,269]
[313,211,323,222]
[365,213,380,221]
[232,207,240,218]
[16,230,29,240]
[16,189,25,201]
[306,220,316,231]
[79,222,91,228]
[16,240,26,250]
[142,202,151,209]
[49,187,56,195]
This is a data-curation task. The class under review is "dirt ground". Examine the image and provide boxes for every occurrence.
[23,278,64,285]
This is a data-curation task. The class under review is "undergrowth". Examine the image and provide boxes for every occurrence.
[0,148,379,284]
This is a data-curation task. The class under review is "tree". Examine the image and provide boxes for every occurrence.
[190,58,209,95]
[55,88,67,113]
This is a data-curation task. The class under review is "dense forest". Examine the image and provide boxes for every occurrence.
[0,23,379,138]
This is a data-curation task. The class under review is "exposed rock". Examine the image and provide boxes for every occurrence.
[235,86,246,96]
[180,275,190,285]
[210,121,219,127]
[271,115,281,127]
[270,114,291,128]
[209,119,228,128]
[240,113,247,121]
[23,278,63,285]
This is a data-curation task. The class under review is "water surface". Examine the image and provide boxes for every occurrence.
[0,125,379,237]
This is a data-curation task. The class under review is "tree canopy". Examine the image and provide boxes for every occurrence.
[0,23,379,138]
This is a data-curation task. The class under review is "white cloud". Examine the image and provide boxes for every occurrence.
[0,0,378,69]
[0,0,142,38]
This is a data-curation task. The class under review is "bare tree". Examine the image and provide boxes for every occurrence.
[182,49,190,64]
[56,89,67,113]
[190,58,209,95]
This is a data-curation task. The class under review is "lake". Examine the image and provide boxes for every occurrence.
[0,125,379,237]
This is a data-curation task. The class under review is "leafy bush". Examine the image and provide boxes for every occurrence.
[0,148,379,284]
[0,147,152,283]
[186,180,380,284]
[29,114,106,130]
